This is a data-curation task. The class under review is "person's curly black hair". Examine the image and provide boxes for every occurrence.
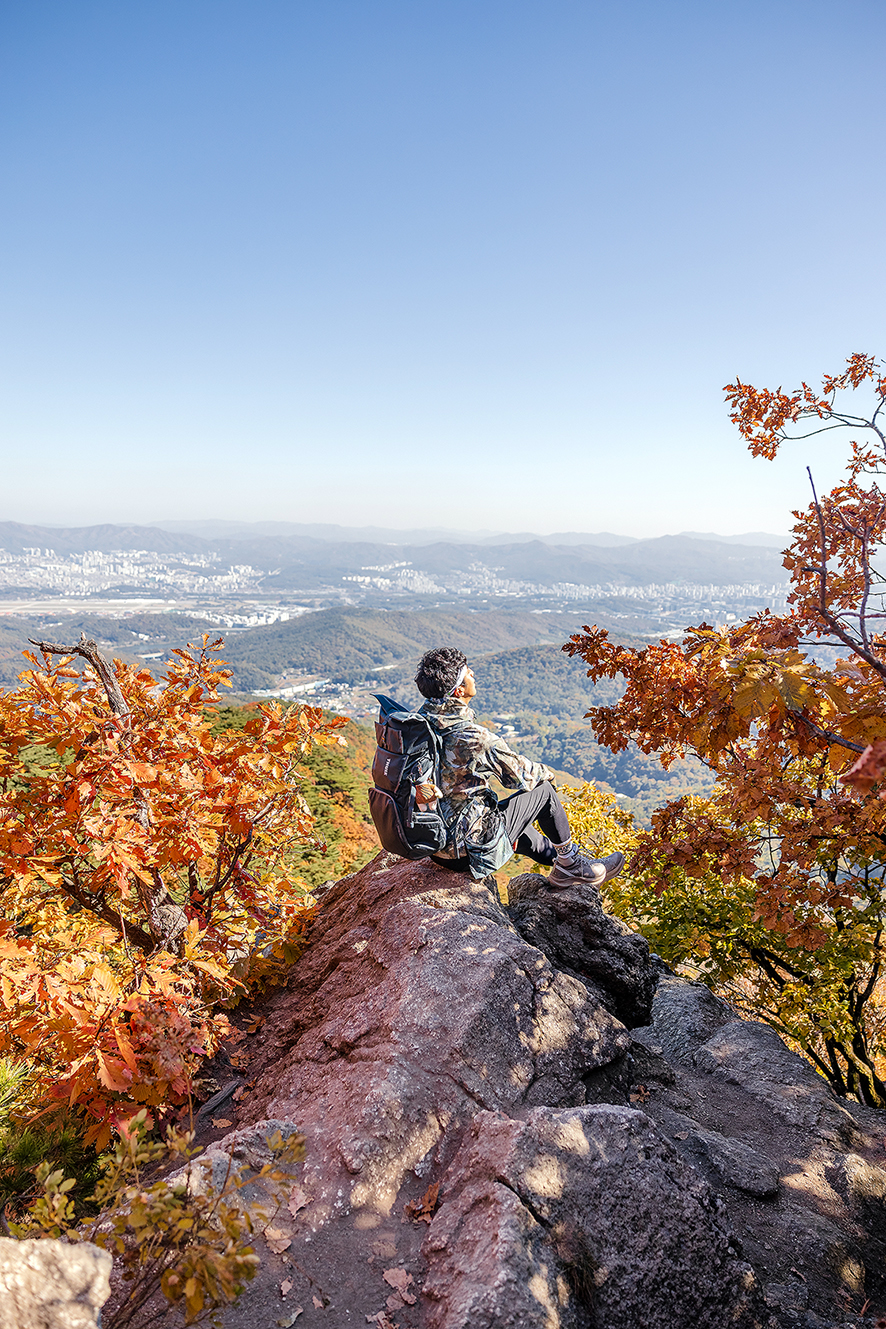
[414,647,468,699]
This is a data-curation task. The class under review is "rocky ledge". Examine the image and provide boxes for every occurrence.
[152,855,886,1327]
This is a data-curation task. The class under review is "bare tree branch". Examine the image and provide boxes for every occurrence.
[58,875,155,953]
[29,635,130,720]
[30,634,188,951]
[789,710,865,754]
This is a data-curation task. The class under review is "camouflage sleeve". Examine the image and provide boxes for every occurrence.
[484,731,555,791]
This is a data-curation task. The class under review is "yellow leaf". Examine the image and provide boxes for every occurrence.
[96,1051,130,1092]
[775,669,813,711]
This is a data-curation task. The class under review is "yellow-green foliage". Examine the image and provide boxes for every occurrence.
[559,783,638,862]
[563,782,886,1105]
[18,1110,305,1329]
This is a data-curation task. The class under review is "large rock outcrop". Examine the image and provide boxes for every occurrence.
[506,871,657,1029]
[629,976,886,1327]
[0,1239,111,1329]
[143,853,886,1329]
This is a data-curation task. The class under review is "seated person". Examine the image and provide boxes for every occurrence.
[414,646,624,886]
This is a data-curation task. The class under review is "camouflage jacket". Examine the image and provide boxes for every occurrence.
[420,697,555,877]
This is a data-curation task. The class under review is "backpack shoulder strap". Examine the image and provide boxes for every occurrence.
[372,692,409,720]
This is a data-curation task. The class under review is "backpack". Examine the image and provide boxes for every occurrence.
[368,693,450,860]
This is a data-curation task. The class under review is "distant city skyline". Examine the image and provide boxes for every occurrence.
[1,1,883,535]
[0,521,791,643]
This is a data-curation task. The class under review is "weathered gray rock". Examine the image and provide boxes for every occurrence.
[643,973,735,1064]
[423,1104,768,1329]
[668,1115,781,1197]
[695,1020,861,1145]
[621,979,886,1320]
[171,1118,306,1209]
[0,1239,111,1329]
[507,871,658,1028]
[783,1210,865,1295]
[825,1152,886,1237]
[764,1280,809,1314]
[628,1036,677,1086]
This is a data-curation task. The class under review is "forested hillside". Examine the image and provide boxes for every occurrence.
[0,611,711,819]
[0,612,216,687]
[0,617,35,686]
[0,607,590,691]
[218,606,588,690]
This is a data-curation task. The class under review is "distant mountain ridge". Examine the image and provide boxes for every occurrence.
[0,520,212,556]
[679,530,788,548]
[152,518,787,548]
[0,520,788,589]
[260,534,785,591]
[150,519,641,547]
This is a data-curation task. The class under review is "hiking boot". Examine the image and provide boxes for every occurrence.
[547,850,625,890]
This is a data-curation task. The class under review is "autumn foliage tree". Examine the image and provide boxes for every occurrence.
[210,705,379,891]
[565,353,886,1106]
[0,635,345,1148]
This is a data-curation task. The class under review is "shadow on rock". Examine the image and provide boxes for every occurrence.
[506,872,657,1028]
[136,854,886,1329]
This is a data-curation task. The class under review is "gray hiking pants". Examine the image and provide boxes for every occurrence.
[498,780,570,866]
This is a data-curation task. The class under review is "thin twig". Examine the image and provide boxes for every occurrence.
[806,469,886,683]
[789,710,865,754]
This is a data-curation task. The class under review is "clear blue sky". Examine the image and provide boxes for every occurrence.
[1,1,884,537]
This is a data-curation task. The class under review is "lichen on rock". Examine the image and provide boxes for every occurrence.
[0,1238,111,1329]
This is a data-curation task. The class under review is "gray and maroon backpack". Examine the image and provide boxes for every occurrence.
[368,693,450,860]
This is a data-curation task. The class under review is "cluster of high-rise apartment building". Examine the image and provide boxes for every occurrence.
[0,548,263,597]
[0,547,791,629]
[341,559,789,610]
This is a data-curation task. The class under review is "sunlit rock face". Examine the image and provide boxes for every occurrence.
[146,854,886,1329]
[0,1239,111,1329]
[241,856,632,1230]
[422,1105,763,1329]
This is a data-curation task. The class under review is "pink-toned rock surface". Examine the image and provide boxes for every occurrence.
[159,853,776,1329]
[11,855,886,1327]
[140,851,886,1328]
[242,854,628,1225]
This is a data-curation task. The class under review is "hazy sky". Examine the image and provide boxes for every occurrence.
[1,1,884,538]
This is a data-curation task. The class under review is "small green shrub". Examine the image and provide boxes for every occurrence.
[17,1110,305,1329]
[0,1057,102,1224]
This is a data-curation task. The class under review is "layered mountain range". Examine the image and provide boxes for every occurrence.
[0,520,787,589]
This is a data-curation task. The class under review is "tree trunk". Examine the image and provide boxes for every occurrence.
[29,634,189,952]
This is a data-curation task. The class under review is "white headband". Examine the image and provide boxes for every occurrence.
[446,664,468,696]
